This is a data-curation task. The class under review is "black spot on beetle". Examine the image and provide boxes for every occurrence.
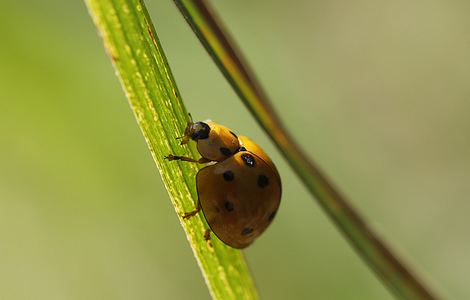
[257,175,269,188]
[242,227,254,236]
[241,153,255,167]
[190,122,210,140]
[224,201,234,212]
[220,147,231,156]
[268,210,277,222]
[238,146,247,152]
[223,170,234,181]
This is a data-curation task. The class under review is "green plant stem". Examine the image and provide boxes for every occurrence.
[85,0,258,299]
[173,1,439,299]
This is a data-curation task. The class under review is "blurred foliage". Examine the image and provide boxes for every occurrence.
[0,0,469,299]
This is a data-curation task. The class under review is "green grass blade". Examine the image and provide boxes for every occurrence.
[84,0,258,299]
[173,1,440,299]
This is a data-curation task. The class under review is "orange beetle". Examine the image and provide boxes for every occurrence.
[167,120,281,248]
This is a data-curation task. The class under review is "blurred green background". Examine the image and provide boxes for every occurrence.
[1,0,469,299]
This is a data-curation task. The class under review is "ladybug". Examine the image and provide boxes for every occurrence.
[166,120,281,249]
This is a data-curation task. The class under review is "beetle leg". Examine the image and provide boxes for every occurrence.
[204,228,213,248]
[204,228,211,241]
[182,199,201,220]
[165,154,210,164]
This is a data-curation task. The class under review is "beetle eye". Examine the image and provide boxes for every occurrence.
[191,122,210,140]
